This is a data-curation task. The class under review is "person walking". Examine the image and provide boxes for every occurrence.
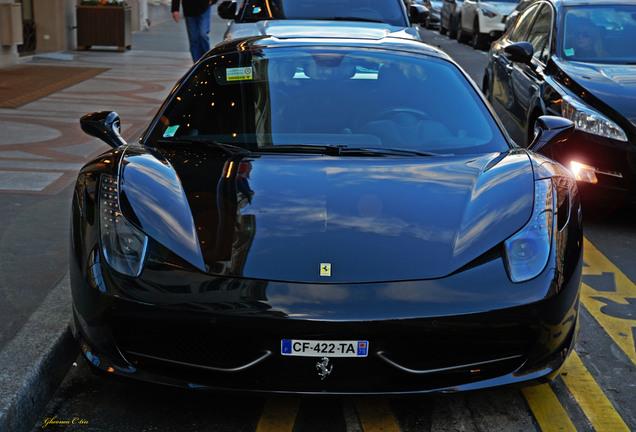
[172,0,216,62]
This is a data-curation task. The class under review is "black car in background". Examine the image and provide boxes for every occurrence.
[422,0,444,28]
[504,0,535,30]
[218,0,427,39]
[440,0,464,38]
[483,0,636,204]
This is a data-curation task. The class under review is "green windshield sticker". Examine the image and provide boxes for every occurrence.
[163,125,180,138]
[564,48,574,56]
[227,67,253,81]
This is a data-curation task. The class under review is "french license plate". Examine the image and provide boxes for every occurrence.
[281,339,368,357]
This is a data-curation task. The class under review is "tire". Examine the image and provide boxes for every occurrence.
[457,17,470,44]
[472,18,487,50]
[527,114,540,148]
[482,79,491,102]
[440,24,447,35]
[449,16,458,39]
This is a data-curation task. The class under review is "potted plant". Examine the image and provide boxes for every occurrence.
[76,0,131,51]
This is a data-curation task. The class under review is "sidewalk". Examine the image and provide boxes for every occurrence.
[0,12,227,432]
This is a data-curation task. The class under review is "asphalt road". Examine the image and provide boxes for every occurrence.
[30,26,636,432]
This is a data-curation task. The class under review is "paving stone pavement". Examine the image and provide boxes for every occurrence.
[0,11,228,432]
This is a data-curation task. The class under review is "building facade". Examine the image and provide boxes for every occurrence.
[0,0,170,67]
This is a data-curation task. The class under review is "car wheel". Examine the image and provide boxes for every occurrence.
[472,18,487,50]
[482,79,491,102]
[440,24,447,35]
[457,18,470,43]
[527,113,542,148]
[449,17,458,39]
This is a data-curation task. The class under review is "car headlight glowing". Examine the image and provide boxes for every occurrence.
[99,174,148,277]
[569,161,598,183]
[504,179,554,283]
[561,95,627,142]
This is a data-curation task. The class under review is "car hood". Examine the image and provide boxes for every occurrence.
[555,59,636,126]
[225,20,419,41]
[121,147,534,283]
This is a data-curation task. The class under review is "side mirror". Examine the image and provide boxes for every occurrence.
[504,42,533,64]
[80,111,127,149]
[529,115,574,154]
[409,4,430,24]
[217,1,237,20]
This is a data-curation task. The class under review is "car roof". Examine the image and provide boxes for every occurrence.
[206,25,450,61]
[227,19,420,39]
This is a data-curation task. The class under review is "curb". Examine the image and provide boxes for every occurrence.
[0,273,78,432]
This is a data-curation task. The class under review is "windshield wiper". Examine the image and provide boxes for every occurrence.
[257,145,440,157]
[347,147,442,157]
[157,137,250,155]
[257,144,339,154]
[315,16,385,23]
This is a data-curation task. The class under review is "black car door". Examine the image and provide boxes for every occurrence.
[489,3,540,141]
[506,3,553,146]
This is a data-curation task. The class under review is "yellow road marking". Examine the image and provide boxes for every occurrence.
[582,238,636,366]
[560,351,629,432]
[255,397,300,432]
[522,383,576,432]
[355,397,401,432]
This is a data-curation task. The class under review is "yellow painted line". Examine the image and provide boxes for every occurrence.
[355,397,401,432]
[581,238,636,366]
[560,351,629,432]
[522,383,576,432]
[255,396,300,432]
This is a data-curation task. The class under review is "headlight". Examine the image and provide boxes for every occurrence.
[561,95,627,142]
[99,174,148,277]
[481,8,497,18]
[504,179,554,283]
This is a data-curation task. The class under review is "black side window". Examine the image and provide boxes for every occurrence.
[527,5,553,63]
[509,3,540,42]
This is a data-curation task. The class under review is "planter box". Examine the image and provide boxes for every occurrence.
[76,5,131,51]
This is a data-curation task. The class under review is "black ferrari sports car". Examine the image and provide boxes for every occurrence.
[71,27,583,394]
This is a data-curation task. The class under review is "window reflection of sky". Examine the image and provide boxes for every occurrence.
[234,151,533,281]
[242,156,480,242]
[121,152,204,270]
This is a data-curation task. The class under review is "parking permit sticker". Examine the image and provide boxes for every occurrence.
[227,67,253,81]
[163,125,180,138]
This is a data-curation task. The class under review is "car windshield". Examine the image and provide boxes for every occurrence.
[239,0,407,26]
[147,46,509,156]
[561,5,636,64]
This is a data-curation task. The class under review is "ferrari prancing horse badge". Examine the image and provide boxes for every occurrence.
[316,357,333,380]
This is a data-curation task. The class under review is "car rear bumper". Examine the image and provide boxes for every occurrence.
[479,15,506,35]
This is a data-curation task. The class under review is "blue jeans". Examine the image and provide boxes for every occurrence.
[185,6,211,62]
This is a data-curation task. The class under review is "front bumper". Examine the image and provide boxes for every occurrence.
[70,245,583,394]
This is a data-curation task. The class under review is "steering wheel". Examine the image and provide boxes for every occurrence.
[352,7,385,22]
[371,108,429,122]
[270,89,299,132]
